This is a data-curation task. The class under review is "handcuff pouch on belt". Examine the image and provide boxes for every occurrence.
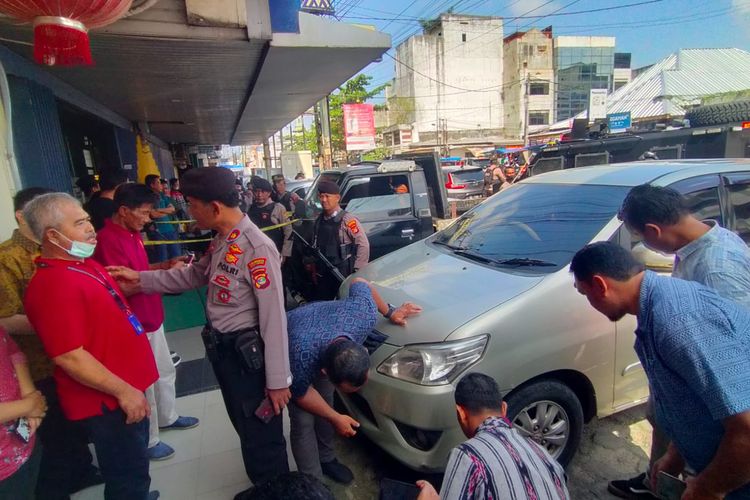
[201,326,264,373]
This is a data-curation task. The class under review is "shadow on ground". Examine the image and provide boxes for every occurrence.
[324,404,651,500]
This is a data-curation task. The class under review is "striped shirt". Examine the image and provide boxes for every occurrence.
[673,220,750,308]
[440,416,570,500]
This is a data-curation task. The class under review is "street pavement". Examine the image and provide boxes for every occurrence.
[324,404,652,499]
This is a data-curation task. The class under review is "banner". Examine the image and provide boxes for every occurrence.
[588,89,608,121]
[343,103,376,151]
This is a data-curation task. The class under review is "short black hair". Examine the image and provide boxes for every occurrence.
[454,373,503,413]
[619,184,689,232]
[75,175,98,197]
[321,339,369,388]
[570,241,645,283]
[14,187,54,212]
[144,174,161,187]
[247,472,334,500]
[100,169,129,191]
[113,183,158,211]
[169,178,179,188]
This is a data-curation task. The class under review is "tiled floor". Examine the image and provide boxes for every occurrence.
[71,327,296,500]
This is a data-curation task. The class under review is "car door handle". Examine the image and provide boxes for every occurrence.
[622,361,643,377]
[401,229,415,238]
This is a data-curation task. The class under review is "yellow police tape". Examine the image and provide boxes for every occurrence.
[144,219,300,246]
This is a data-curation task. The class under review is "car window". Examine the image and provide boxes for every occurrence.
[341,174,413,222]
[450,169,484,183]
[725,172,750,244]
[433,183,630,273]
[669,175,723,225]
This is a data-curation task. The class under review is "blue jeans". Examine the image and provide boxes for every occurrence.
[78,406,151,500]
[152,231,182,264]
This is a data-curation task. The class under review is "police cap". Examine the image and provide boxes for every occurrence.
[180,167,240,208]
[317,180,340,195]
[253,178,273,193]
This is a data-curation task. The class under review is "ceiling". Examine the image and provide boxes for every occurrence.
[0,11,390,145]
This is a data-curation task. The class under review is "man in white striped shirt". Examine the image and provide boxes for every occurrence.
[416,373,570,500]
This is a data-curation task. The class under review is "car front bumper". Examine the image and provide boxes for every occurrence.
[337,343,466,472]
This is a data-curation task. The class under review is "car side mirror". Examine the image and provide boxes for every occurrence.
[632,242,674,272]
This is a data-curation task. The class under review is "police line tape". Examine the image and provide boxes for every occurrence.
[144,219,300,246]
[155,212,294,224]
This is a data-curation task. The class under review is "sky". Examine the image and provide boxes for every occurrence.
[332,0,750,102]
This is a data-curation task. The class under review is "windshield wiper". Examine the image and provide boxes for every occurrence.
[453,249,497,265]
[432,240,466,251]
[493,257,557,267]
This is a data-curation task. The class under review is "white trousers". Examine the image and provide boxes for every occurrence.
[145,324,179,448]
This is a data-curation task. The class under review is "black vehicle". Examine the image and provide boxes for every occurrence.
[297,154,459,260]
[530,123,750,175]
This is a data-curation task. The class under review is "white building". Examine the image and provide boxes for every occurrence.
[390,14,505,151]
[503,28,555,141]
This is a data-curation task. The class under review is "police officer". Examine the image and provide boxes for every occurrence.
[309,180,369,301]
[248,178,292,260]
[107,168,291,500]
[271,174,299,212]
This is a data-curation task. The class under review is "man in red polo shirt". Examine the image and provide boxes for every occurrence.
[22,192,158,500]
[94,183,199,462]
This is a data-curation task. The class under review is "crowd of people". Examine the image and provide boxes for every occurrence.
[0,165,748,500]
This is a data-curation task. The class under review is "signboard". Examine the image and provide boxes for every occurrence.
[607,112,632,134]
[588,89,608,121]
[343,104,376,151]
[300,0,334,14]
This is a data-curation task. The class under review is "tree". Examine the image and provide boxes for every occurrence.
[328,74,387,157]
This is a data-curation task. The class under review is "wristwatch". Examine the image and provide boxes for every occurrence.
[384,303,396,319]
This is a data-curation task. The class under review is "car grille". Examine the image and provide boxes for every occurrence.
[348,392,378,428]
[364,329,388,355]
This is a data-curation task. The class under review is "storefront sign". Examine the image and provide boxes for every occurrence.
[589,89,608,121]
[607,112,632,134]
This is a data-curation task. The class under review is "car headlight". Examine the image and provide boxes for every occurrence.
[377,335,489,386]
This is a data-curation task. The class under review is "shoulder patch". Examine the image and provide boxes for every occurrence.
[227,229,241,242]
[252,269,271,290]
[248,257,267,270]
[346,219,360,234]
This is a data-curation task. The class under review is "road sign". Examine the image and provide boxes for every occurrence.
[607,112,632,134]
[301,0,334,14]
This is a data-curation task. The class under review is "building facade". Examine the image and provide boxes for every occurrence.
[391,14,504,150]
[553,36,617,122]
[503,28,555,141]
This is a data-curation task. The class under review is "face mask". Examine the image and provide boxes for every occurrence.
[52,230,97,259]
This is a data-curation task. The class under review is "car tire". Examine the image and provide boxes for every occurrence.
[684,100,750,127]
[504,380,584,467]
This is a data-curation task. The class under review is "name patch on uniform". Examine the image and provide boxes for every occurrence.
[253,270,270,290]
[347,219,360,234]
[248,258,267,270]
[217,289,232,304]
[218,262,239,276]
[212,274,232,288]
[227,229,241,242]
[224,252,240,265]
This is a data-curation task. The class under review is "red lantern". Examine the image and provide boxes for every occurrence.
[0,0,134,66]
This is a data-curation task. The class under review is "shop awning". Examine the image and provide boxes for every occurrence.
[0,7,390,145]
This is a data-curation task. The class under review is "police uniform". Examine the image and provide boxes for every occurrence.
[248,199,292,257]
[140,215,291,485]
[311,209,370,301]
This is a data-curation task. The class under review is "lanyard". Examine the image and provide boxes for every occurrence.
[37,262,144,335]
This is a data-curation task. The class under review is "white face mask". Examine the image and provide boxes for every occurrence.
[51,230,96,259]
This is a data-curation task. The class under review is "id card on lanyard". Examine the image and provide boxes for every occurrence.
[61,264,145,335]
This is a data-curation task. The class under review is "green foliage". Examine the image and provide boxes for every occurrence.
[362,145,390,161]
[329,74,387,154]
[290,127,318,156]
[700,90,750,105]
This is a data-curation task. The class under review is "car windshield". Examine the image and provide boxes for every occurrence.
[433,183,630,273]
[449,168,484,183]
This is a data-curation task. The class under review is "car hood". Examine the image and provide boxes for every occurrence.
[352,240,545,346]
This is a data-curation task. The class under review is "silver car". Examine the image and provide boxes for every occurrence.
[339,159,750,471]
[443,166,484,199]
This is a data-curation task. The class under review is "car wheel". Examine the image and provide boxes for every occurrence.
[504,380,584,467]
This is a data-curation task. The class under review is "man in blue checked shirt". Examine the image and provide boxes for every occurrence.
[286,278,421,485]
[611,184,750,500]
[572,242,750,500]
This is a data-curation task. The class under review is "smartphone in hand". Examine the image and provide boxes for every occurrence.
[14,417,31,443]
[255,397,275,424]
[657,472,687,500]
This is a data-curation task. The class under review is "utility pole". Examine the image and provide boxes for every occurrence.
[523,65,530,146]
[263,140,272,178]
[315,97,333,169]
